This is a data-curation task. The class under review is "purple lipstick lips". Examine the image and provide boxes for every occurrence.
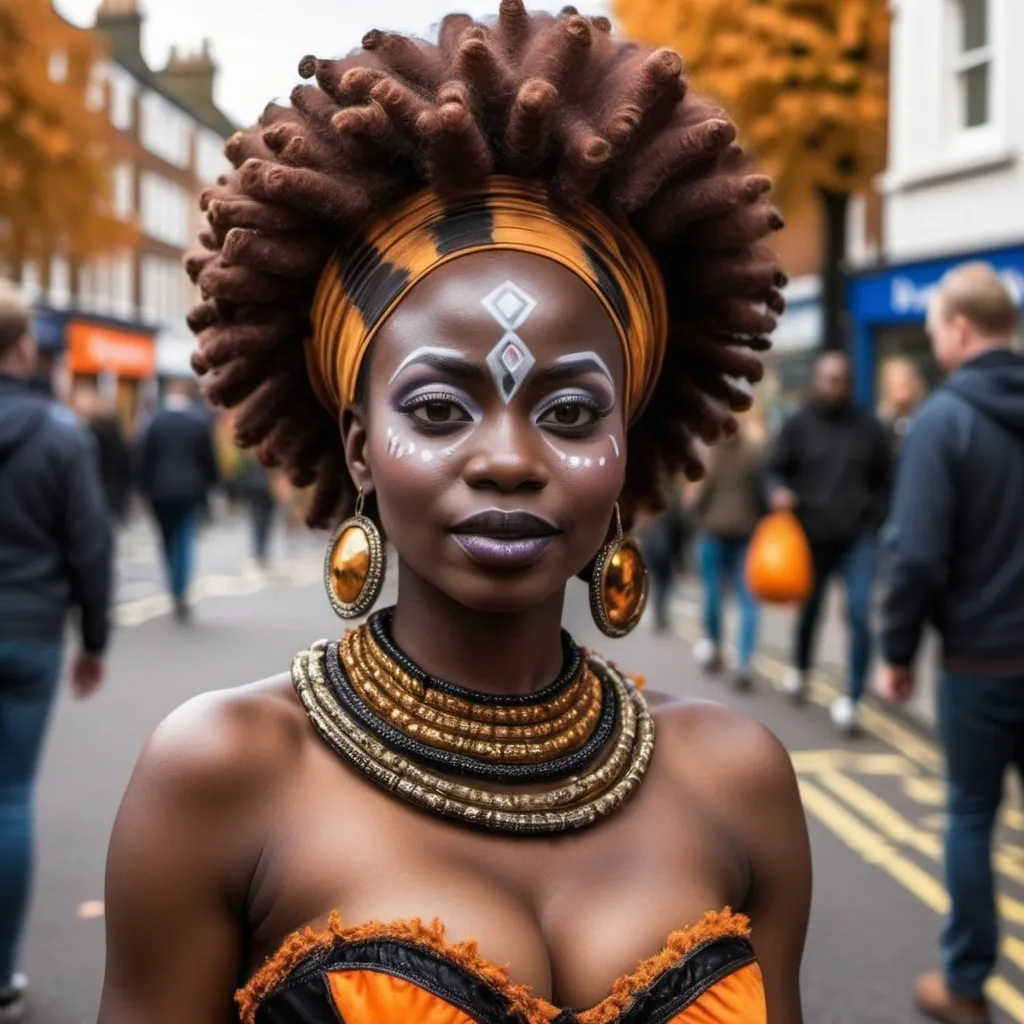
[450,510,559,569]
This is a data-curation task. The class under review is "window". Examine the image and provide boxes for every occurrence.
[195,129,229,185]
[48,50,68,84]
[108,66,136,132]
[141,254,188,326]
[49,255,70,309]
[140,91,192,168]
[86,61,107,113]
[140,173,190,248]
[20,261,41,304]
[954,0,991,128]
[113,162,134,220]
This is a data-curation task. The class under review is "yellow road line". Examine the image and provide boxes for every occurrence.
[800,779,1024,1020]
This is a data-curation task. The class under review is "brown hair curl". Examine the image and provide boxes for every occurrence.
[186,2,785,528]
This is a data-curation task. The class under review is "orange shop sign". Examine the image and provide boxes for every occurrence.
[67,321,156,379]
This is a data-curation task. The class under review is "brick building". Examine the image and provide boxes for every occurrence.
[21,0,234,430]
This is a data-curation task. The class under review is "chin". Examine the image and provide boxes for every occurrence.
[436,566,569,615]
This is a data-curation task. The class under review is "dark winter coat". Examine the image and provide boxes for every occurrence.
[766,401,892,547]
[138,403,219,508]
[882,349,1024,669]
[0,374,112,653]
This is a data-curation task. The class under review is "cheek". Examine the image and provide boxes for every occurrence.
[367,414,464,507]
[543,423,626,499]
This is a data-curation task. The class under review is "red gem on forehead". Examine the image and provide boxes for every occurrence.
[501,343,524,371]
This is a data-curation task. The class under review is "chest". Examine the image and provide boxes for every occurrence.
[798,418,872,479]
[243,737,747,1010]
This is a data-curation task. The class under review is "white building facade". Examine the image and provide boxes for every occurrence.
[845,0,1024,405]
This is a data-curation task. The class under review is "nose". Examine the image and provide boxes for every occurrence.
[462,414,550,494]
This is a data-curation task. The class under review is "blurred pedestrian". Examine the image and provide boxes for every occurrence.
[690,421,765,691]
[878,356,926,459]
[879,263,1024,1024]
[635,479,690,633]
[766,351,892,734]
[137,379,219,623]
[236,451,277,569]
[71,384,133,525]
[0,281,111,1021]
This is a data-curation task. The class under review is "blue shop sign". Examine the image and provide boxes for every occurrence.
[849,242,1024,325]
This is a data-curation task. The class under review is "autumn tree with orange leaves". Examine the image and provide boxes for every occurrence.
[614,0,889,351]
[0,0,133,268]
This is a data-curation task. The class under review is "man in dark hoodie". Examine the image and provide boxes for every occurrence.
[766,351,892,733]
[880,262,1024,1024]
[0,281,111,1019]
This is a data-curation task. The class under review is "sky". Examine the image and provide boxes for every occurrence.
[55,0,612,127]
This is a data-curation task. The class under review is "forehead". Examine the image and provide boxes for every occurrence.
[815,355,850,380]
[367,250,625,382]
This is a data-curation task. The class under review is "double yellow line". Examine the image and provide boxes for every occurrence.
[673,611,1024,1020]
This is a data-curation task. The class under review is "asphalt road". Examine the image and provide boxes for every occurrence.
[17,518,1024,1023]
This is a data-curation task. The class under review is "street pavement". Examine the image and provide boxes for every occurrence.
[18,517,1024,1023]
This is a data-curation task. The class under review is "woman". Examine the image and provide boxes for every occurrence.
[878,356,926,460]
[691,421,765,690]
[99,7,810,1024]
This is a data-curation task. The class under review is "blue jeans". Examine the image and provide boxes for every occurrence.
[700,535,758,670]
[152,501,198,600]
[0,641,63,984]
[794,536,877,702]
[940,670,1024,998]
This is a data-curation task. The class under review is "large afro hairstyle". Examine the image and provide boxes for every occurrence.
[185,1,785,529]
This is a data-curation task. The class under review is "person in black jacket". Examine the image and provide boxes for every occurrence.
[138,379,219,622]
[0,281,111,1020]
[766,351,892,734]
[72,384,133,524]
[879,263,1024,1024]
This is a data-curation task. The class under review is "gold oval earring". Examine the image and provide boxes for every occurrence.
[589,503,649,638]
[323,490,386,619]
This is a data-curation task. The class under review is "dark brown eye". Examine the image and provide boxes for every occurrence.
[411,400,470,424]
[538,403,597,429]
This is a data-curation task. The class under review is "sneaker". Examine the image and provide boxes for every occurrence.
[733,670,754,693]
[0,973,28,1022]
[782,667,806,703]
[173,596,192,624]
[830,695,858,736]
[913,970,990,1024]
[693,638,722,673]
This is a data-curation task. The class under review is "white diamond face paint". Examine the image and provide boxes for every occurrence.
[481,280,538,403]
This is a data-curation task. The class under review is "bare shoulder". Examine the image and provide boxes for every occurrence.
[649,697,797,811]
[127,672,309,821]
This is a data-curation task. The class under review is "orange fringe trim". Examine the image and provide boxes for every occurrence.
[235,913,561,1024]
[573,909,752,1024]
[236,909,751,1024]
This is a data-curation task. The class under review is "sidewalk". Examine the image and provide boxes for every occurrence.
[671,574,942,730]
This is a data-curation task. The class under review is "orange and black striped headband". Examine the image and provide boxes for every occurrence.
[308,175,668,423]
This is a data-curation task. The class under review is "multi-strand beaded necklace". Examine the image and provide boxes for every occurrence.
[291,609,655,834]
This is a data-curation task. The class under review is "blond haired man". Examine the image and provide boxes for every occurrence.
[880,262,1024,1024]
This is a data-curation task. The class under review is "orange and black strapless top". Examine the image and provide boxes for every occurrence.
[237,909,765,1024]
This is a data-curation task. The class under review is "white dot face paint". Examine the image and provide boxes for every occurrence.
[480,280,539,404]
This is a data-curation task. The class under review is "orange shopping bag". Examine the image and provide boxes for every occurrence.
[745,512,814,604]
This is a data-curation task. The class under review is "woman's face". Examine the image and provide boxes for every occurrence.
[344,250,627,613]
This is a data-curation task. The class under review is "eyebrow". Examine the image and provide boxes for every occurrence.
[388,347,484,385]
[532,352,616,389]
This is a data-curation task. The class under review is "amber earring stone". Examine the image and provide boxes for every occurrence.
[604,541,645,626]
[331,525,370,604]
[591,536,648,638]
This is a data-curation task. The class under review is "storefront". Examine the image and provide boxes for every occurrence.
[31,308,157,429]
[847,242,1024,408]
